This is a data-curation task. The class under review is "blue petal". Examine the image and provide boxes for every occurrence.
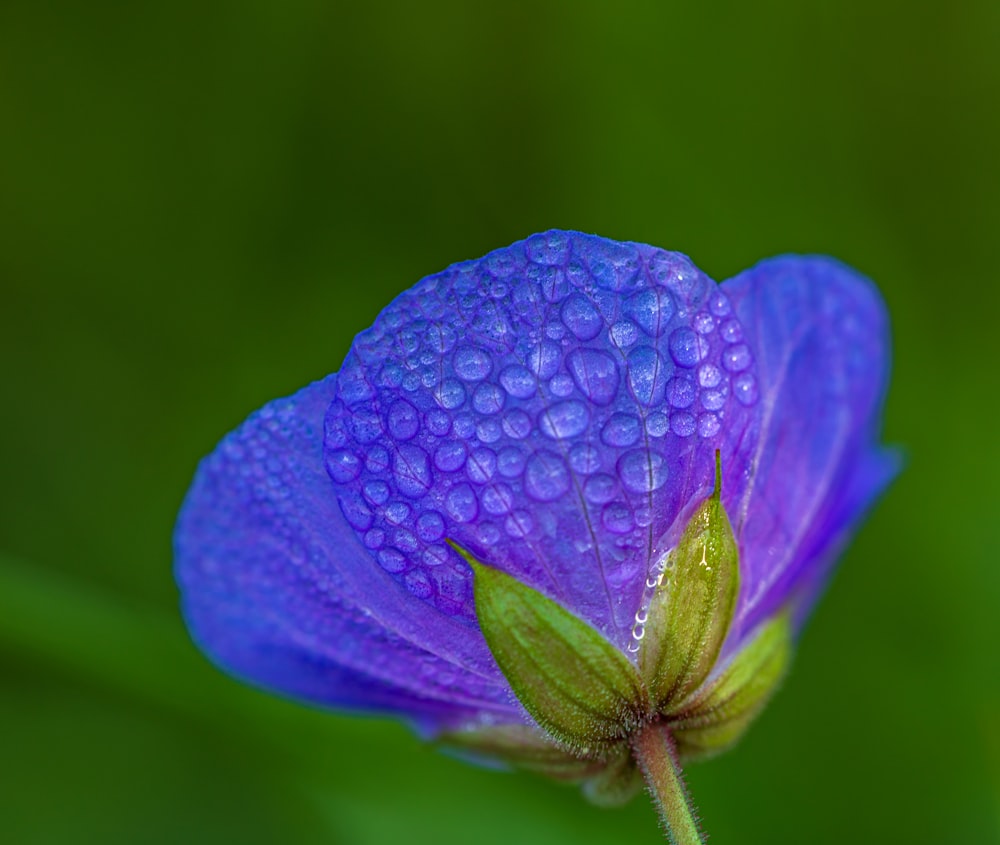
[721,256,899,645]
[174,376,518,733]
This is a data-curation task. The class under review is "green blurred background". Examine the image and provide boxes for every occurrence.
[1,1,997,843]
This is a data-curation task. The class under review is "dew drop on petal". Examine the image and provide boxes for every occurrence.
[497,445,526,478]
[434,439,467,472]
[445,483,479,522]
[602,501,635,534]
[697,413,721,438]
[326,449,361,483]
[466,447,497,483]
[568,443,601,475]
[499,365,537,399]
[601,413,641,447]
[524,450,571,501]
[539,400,589,440]
[723,343,753,373]
[502,409,532,439]
[584,473,618,504]
[734,372,759,406]
[566,349,620,406]
[378,548,408,574]
[561,293,603,340]
[387,399,420,440]
[392,444,432,498]
[416,510,446,542]
[618,449,668,493]
[453,346,493,381]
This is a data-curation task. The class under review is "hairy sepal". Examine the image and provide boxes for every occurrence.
[451,542,646,755]
[639,454,740,711]
[669,612,792,762]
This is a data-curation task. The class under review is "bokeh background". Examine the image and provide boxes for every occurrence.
[2,2,998,843]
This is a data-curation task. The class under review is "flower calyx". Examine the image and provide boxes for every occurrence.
[442,453,792,800]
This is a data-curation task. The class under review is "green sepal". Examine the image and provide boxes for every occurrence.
[581,743,644,807]
[669,611,792,762]
[639,451,739,711]
[451,541,646,755]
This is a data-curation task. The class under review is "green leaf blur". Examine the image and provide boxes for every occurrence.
[0,2,997,844]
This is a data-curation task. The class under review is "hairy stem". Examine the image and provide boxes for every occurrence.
[631,722,705,845]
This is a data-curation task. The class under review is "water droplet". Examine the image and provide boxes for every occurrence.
[338,360,376,404]
[348,409,382,444]
[567,349,620,406]
[502,409,532,440]
[387,399,420,441]
[527,341,560,379]
[453,346,492,381]
[395,529,419,552]
[505,509,535,538]
[525,231,570,265]
[363,480,390,505]
[669,327,702,367]
[734,372,759,406]
[453,414,476,438]
[425,409,451,437]
[723,343,752,373]
[601,413,641,447]
[609,320,638,348]
[720,318,743,343]
[481,482,514,515]
[365,445,390,474]
[698,413,721,438]
[698,363,722,388]
[476,418,502,443]
[434,439,467,472]
[666,376,696,409]
[338,492,373,530]
[539,400,589,439]
[364,528,385,549]
[426,322,457,353]
[445,483,479,522]
[377,362,404,389]
[568,443,601,475]
[635,506,653,527]
[624,289,675,337]
[560,293,603,340]
[524,450,570,501]
[392,444,432,498]
[402,372,420,391]
[545,322,566,340]
[384,501,410,525]
[377,548,408,574]
[416,510,446,542]
[423,545,448,566]
[548,374,574,397]
[694,312,715,334]
[618,450,668,493]
[326,449,361,482]
[466,447,497,483]
[497,446,526,478]
[535,265,569,303]
[499,365,537,399]
[478,523,501,545]
[646,412,669,437]
[709,290,732,317]
[702,389,727,411]
[434,378,466,410]
[602,501,635,534]
[405,569,433,599]
[473,382,506,415]
[584,473,618,504]
[627,345,671,406]
[670,412,696,437]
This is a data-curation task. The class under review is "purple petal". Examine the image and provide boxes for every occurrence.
[721,256,899,646]
[174,376,518,734]
[325,231,758,651]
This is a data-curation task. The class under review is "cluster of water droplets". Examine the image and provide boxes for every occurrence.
[322,231,758,629]
[626,549,676,654]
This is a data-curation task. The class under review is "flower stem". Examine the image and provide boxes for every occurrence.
[631,722,705,845]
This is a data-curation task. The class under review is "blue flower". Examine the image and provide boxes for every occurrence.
[175,231,897,840]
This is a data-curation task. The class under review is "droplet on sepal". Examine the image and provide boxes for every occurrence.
[639,450,739,712]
